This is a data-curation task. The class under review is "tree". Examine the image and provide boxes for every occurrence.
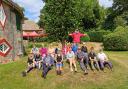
[39,0,79,46]
[76,0,105,31]
[112,0,128,13]
[102,0,128,30]
[39,0,106,46]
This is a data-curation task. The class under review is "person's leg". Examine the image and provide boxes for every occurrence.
[84,53,89,69]
[99,61,104,71]
[105,61,113,70]
[94,60,100,71]
[72,59,77,72]
[26,65,33,73]
[42,63,49,78]
[69,59,73,72]
[79,61,88,74]
[39,62,41,69]
[58,64,62,75]
[56,63,59,75]
[60,66,62,75]
[22,64,33,77]
[90,60,95,70]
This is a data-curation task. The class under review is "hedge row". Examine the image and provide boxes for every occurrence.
[87,30,111,42]
[103,26,128,51]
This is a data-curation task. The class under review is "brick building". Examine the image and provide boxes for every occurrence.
[0,0,24,62]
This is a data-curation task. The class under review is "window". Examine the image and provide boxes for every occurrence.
[0,44,9,54]
[0,39,12,57]
[16,12,22,31]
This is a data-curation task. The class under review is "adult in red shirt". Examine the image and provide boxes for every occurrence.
[69,30,86,43]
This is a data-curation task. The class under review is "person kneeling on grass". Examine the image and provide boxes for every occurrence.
[55,51,63,75]
[22,53,35,77]
[97,49,113,71]
[41,53,54,79]
[77,47,88,75]
[66,47,77,72]
[88,47,100,71]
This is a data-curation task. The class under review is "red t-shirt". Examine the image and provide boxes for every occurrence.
[69,32,86,43]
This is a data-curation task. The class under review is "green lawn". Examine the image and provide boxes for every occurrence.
[0,51,128,89]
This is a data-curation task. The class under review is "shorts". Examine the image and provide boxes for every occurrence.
[56,62,63,67]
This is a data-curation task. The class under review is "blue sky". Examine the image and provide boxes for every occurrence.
[13,0,113,22]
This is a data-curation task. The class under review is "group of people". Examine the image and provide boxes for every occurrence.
[22,43,113,79]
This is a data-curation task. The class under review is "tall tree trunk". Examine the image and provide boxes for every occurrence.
[61,40,66,49]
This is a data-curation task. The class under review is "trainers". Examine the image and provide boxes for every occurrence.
[84,72,88,75]
[70,69,73,72]
[22,71,26,77]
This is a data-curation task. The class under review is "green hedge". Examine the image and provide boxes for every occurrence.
[103,26,128,51]
[29,37,48,42]
[87,30,111,42]
[28,43,42,48]
[81,34,90,42]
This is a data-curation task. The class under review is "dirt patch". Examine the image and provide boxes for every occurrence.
[48,42,103,52]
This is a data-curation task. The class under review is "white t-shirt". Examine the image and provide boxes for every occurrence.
[67,51,75,59]
[97,52,107,61]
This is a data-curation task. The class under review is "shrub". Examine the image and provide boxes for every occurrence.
[81,34,90,42]
[28,43,33,48]
[88,30,111,42]
[33,37,48,42]
[103,26,128,51]
[28,43,42,48]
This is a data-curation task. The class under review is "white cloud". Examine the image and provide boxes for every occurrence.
[99,0,113,8]
[12,0,45,22]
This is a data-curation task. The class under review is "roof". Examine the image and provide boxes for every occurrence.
[2,0,24,17]
[22,20,43,31]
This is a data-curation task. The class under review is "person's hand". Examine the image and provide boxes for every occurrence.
[81,58,83,62]
[47,64,51,66]
[91,59,94,61]
[46,63,48,66]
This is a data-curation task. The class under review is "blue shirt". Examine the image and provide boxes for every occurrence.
[72,45,78,53]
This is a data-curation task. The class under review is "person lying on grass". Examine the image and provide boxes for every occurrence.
[88,47,100,71]
[22,53,35,77]
[55,50,63,75]
[41,53,54,79]
[66,47,77,72]
[77,47,88,75]
[97,49,113,71]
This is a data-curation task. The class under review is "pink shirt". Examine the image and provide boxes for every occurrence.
[69,32,86,43]
[40,48,47,57]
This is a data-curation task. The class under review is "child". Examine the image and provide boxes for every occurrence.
[55,51,63,75]
[66,47,77,72]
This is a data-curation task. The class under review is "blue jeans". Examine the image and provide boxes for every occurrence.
[42,63,51,78]
[99,61,113,70]
[79,61,87,72]
[83,53,89,68]
[56,62,63,68]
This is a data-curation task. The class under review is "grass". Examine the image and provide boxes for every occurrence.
[0,51,128,89]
